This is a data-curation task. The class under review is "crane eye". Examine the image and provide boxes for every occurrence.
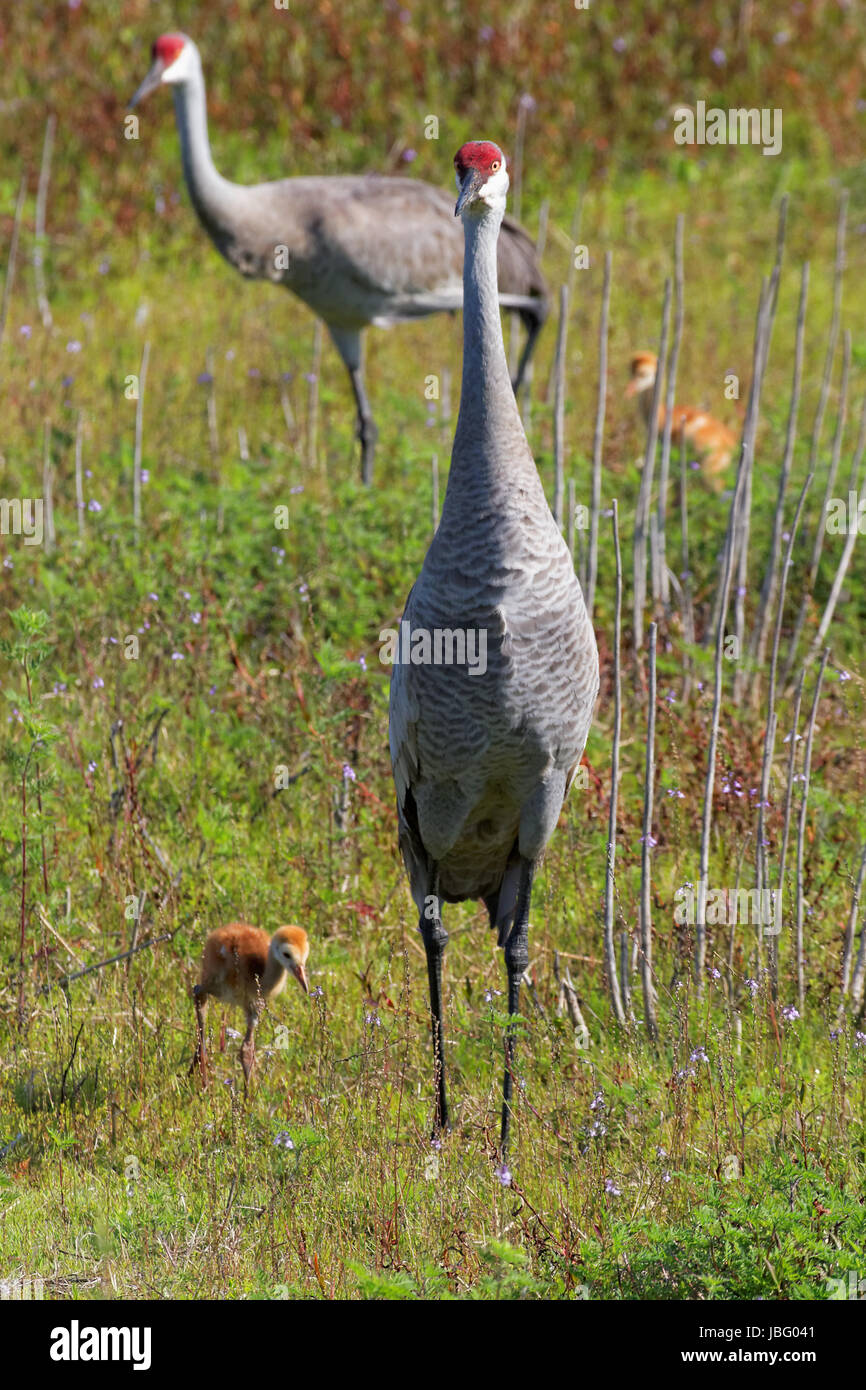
[491,160,500,171]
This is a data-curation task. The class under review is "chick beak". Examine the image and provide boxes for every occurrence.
[130,58,166,109]
[454,167,483,217]
[294,963,310,995]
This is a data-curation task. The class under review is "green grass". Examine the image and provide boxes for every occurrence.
[1,0,866,1300]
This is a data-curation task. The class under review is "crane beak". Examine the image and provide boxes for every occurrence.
[129,58,166,109]
[454,169,484,217]
[293,963,310,995]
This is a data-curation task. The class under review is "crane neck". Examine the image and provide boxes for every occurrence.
[171,58,236,228]
[261,945,287,997]
[450,204,531,487]
[637,383,657,428]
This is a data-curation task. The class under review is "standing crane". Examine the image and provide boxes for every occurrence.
[626,350,737,491]
[190,922,309,1086]
[389,142,599,1160]
[130,34,548,484]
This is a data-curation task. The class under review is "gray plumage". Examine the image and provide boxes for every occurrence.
[130,36,548,483]
[389,143,598,1156]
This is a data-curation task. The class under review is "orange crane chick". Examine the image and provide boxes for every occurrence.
[191,923,310,1086]
[626,351,738,491]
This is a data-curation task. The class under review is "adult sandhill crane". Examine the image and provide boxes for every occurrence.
[626,350,737,491]
[130,34,548,484]
[389,142,599,1160]
[190,922,309,1086]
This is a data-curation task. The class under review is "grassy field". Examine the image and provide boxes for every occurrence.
[1,1,866,1301]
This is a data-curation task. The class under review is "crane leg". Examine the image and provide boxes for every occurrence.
[511,310,543,397]
[501,857,535,1157]
[327,325,378,486]
[190,986,209,1086]
[240,1013,258,1094]
[420,871,450,1137]
[348,365,378,487]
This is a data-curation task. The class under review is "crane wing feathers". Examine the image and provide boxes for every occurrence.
[243,176,547,308]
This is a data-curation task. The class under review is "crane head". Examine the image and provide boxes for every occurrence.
[625,351,658,398]
[130,33,196,108]
[454,141,509,216]
[270,925,311,995]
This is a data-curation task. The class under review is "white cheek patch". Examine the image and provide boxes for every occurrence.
[479,164,510,205]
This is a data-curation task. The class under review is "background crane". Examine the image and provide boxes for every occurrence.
[626,350,738,491]
[130,33,549,484]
